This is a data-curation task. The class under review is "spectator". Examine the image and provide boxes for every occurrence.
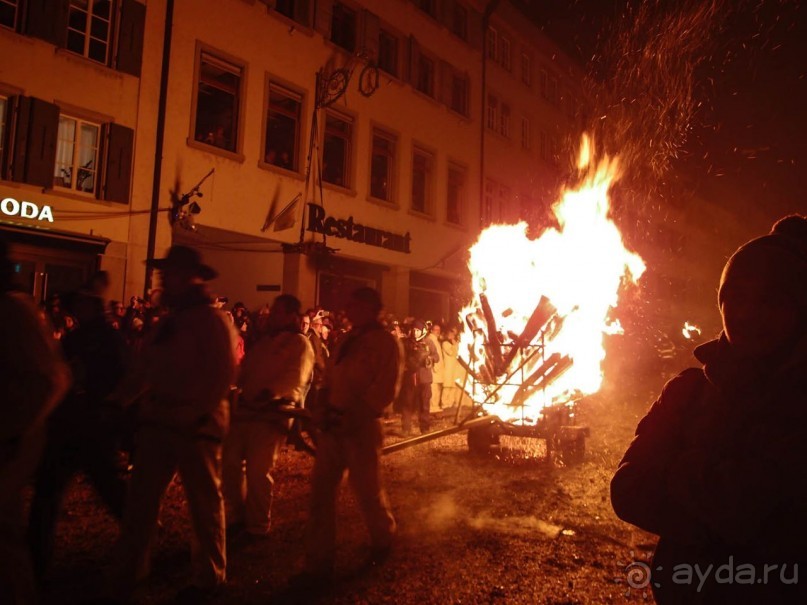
[400,320,439,435]
[427,323,444,411]
[0,240,70,604]
[611,215,807,603]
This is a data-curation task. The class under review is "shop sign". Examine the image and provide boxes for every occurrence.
[306,203,411,254]
[1,197,54,222]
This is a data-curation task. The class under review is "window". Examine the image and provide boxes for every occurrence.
[540,69,548,99]
[486,94,498,131]
[414,0,436,17]
[194,52,242,153]
[331,2,357,52]
[370,128,396,202]
[500,103,511,138]
[446,164,465,225]
[322,111,352,188]
[521,51,532,87]
[66,0,112,64]
[450,73,469,116]
[520,116,531,150]
[451,3,468,40]
[54,115,100,194]
[539,130,548,161]
[0,0,18,29]
[486,27,497,61]
[274,0,309,26]
[265,84,302,171]
[416,54,435,97]
[378,29,399,77]
[411,147,433,214]
[499,35,511,71]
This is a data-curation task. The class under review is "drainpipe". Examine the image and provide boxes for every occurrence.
[144,0,175,297]
[479,0,501,229]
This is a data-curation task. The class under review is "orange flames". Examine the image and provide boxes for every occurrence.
[459,135,645,423]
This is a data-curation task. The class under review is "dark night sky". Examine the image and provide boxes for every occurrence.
[519,0,807,238]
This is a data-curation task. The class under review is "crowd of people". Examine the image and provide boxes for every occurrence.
[0,241,467,604]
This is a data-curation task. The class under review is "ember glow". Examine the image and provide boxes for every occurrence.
[459,136,645,423]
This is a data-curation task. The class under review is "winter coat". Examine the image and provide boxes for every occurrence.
[611,333,807,604]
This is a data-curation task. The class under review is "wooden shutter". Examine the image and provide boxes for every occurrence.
[11,97,60,188]
[116,0,146,76]
[7,96,31,183]
[25,0,69,47]
[361,10,380,61]
[439,0,454,29]
[102,123,134,203]
[314,0,333,38]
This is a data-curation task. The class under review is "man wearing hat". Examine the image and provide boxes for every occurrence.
[401,319,440,435]
[611,215,807,603]
[112,245,237,600]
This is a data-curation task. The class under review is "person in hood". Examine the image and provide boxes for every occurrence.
[611,215,807,604]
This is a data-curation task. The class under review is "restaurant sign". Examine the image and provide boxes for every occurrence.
[306,203,411,253]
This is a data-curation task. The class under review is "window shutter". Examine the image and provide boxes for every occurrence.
[11,97,59,188]
[361,10,380,62]
[314,0,333,38]
[25,0,69,47]
[407,36,420,86]
[468,7,483,50]
[116,0,146,76]
[7,96,31,183]
[102,123,134,203]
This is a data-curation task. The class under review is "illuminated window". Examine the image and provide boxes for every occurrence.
[411,147,433,215]
[323,111,352,188]
[331,2,357,52]
[193,52,242,153]
[265,84,302,171]
[54,115,100,194]
[370,128,396,202]
[0,0,18,29]
[66,0,112,64]
[447,164,465,225]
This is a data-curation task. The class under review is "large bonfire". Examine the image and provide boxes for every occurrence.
[458,136,645,423]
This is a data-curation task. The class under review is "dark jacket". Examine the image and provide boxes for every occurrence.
[611,334,807,603]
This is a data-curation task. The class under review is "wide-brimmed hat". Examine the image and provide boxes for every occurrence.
[146,245,217,281]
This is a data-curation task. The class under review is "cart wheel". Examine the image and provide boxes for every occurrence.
[559,432,586,466]
[467,423,500,455]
